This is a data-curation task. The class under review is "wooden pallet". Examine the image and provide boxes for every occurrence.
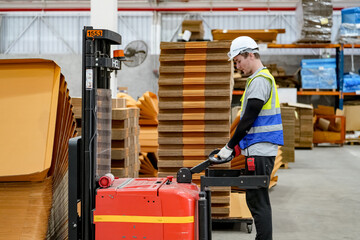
[280,162,289,169]
[345,139,360,145]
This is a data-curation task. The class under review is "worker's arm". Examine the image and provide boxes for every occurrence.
[227,98,264,149]
[215,98,264,162]
[216,76,271,161]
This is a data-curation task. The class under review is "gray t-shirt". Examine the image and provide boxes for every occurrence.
[241,67,279,157]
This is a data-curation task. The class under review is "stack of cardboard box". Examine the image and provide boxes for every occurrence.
[158,41,232,216]
[72,98,141,178]
[280,106,296,163]
[111,104,140,178]
[284,103,313,148]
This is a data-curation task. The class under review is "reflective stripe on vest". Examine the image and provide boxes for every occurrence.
[239,68,284,149]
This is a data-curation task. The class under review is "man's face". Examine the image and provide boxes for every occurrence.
[234,54,252,76]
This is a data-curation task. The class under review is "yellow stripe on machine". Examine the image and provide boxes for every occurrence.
[94,215,194,224]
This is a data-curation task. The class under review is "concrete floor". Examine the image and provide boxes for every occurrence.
[212,145,360,240]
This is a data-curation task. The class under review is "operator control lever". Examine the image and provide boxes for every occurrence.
[176,149,234,183]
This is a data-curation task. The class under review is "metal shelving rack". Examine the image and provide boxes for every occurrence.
[232,43,360,109]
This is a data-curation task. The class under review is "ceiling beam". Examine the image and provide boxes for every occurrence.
[0,0,357,11]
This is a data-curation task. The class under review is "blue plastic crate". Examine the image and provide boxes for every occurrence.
[342,7,360,24]
[300,58,337,89]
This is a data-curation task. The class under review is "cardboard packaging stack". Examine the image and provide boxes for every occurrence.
[0,59,77,239]
[158,41,232,216]
[343,103,360,132]
[182,20,204,41]
[280,106,296,163]
[111,104,141,178]
[284,103,314,148]
[71,97,141,178]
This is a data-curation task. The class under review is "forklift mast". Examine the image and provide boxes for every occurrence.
[68,26,123,240]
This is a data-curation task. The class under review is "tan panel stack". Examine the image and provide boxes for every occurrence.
[71,98,82,135]
[279,106,296,164]
[111,106,140,178]
[158,41,232,217]
[137,92,159,153]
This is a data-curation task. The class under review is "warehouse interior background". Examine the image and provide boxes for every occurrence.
[1,0,360,239]
[0,0,359,99]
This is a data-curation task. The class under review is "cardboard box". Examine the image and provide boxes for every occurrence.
[230,192,252,218]
[343,105,360,131]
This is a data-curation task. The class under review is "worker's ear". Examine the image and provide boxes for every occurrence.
[248,52,255,59]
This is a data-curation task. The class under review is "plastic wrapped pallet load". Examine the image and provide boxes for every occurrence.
[296,0,333,43]
[300,58,337,90]
[343,73,360,92]
[340,7,360,40]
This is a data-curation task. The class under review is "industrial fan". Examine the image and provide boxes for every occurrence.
[123,40,148,67]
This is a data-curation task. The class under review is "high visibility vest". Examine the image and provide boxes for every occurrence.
[239,68,284,149]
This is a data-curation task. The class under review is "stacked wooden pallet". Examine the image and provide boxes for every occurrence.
[111,105,140,178]
[158,41,232,216]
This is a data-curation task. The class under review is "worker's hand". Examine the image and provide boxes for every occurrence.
[218,144,233,160]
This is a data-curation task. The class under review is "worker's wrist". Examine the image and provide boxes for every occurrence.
[225,144,233,150]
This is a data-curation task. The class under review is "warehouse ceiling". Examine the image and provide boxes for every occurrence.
[0,0,357,10]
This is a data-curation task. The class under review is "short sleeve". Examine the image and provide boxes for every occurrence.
[245,76,272,102]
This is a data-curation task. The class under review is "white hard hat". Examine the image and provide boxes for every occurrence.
[227,36,259,61]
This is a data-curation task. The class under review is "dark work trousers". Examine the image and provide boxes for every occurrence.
[245,156,275,240]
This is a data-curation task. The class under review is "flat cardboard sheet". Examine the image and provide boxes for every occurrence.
[0,59,60,181]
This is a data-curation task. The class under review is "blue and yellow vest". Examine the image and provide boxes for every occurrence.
[239,68,284,149]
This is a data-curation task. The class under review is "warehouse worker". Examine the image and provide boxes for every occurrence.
[218,36,284,240]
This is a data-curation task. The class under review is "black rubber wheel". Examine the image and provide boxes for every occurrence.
[247,224,252,233]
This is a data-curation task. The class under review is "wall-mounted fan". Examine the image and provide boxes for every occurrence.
[123,40,148,67]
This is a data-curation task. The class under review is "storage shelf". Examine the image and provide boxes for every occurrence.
[233,43,359,109]
[343,92,360,96]
[297,91,339,96]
